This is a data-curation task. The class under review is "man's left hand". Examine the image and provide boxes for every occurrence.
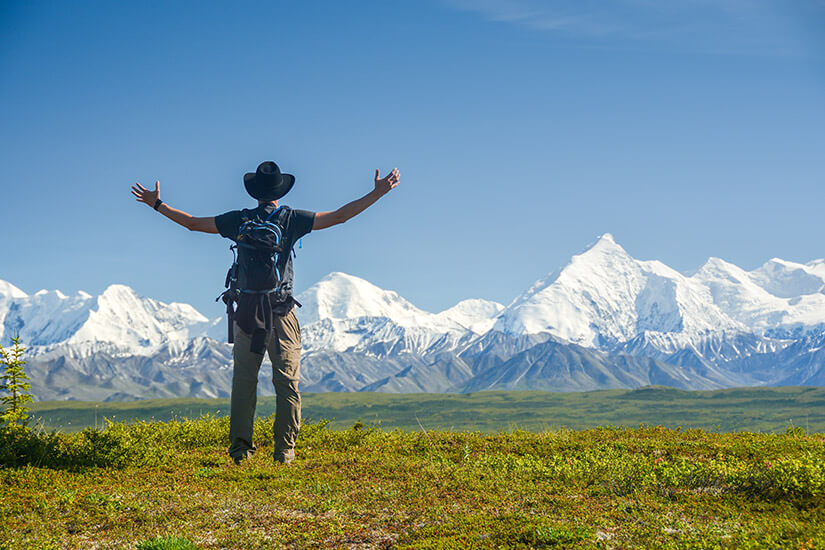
[131,181,160,207]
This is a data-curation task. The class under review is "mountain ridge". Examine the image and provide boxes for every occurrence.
[3,233,824,400]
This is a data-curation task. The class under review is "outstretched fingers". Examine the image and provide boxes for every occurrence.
[131,181,160,205]
[374,168,401,192]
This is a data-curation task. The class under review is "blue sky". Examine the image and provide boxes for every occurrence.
[1,0,824,316]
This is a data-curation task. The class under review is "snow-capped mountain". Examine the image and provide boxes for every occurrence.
[2,233,824,401]
[694,257,825,337]
[1,283,221,355]
[494,234,742,346]
[296,272,502,356]
[298,272,438,327]
[495,234,825,350]
[297,272,504,336]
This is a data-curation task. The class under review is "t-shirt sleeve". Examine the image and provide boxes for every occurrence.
[289,209,316,241]
[214,210,243,240]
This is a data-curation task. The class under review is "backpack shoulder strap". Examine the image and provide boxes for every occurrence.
[265,205,286,222]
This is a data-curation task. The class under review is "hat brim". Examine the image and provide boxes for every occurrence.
[244,172,295,201]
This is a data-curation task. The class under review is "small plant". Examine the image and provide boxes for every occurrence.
[0,332,33,427]
[786,419,806,437]
[135,537,202,550]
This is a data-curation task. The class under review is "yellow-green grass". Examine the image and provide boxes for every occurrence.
[1,415,824,549]
[28,386,825,434]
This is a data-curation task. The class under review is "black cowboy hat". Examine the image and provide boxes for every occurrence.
[243,161,295,201]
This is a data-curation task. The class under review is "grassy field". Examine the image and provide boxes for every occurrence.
[28,386,825,434]
[1,414,824,549]
[4,387,821,548]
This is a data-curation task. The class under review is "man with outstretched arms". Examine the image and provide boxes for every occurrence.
[131,162,401,464]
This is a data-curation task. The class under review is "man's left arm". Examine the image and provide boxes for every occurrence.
[313,168,401,231]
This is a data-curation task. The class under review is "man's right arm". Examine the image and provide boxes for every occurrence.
[131,181,218,234]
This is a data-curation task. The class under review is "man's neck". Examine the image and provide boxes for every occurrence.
[258,200,278,207]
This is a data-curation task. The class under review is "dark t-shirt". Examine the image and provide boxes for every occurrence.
[215,204,315,342]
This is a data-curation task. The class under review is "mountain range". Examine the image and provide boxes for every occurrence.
[2,234,824,401]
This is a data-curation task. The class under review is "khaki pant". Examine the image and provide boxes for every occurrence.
[227,309,302,460]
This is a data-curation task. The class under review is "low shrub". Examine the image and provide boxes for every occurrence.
[0,414,272,469]
[2,418,823,501]
[135,537,202,550]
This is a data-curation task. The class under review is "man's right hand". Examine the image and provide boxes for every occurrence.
[313,168,402,231]
[131,181,160,207]
[129,180,218,233]
[374,168,401,195]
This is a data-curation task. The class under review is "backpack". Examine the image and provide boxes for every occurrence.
[236,206,289,292]
[217,206,291,342]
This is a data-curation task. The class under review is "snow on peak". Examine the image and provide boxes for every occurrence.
[580,232,627,257]
[0,281,216,352]
[593,232,618,246]
[436,299,505,334]
[570,233,636,278]
[296,272,478,355]
[0,280,27,299]
[3,234,824,357]
[297,272,430,326]
[296,274,511,355]
[697,257,746,278]
[1,287,96,347]
[807,259,825,272]
[100,283,141,301]
[750,258,825,298]
[694,255,825,334]
[438,299,504,318]
[496,232,642,344]
[508,233,634,310]
[69,284,213,350]
[495,235,743,346]
[0,280,29,340]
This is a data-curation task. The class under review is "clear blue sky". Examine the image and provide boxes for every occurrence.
[2,0,824,316]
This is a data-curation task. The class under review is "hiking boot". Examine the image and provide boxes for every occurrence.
[274,449,295,465]
[231,447,256,465]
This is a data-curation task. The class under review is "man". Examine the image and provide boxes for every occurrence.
[130,161,401,464]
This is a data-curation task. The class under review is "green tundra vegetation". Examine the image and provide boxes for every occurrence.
[1,412,824,549]
[27,386,825,434]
